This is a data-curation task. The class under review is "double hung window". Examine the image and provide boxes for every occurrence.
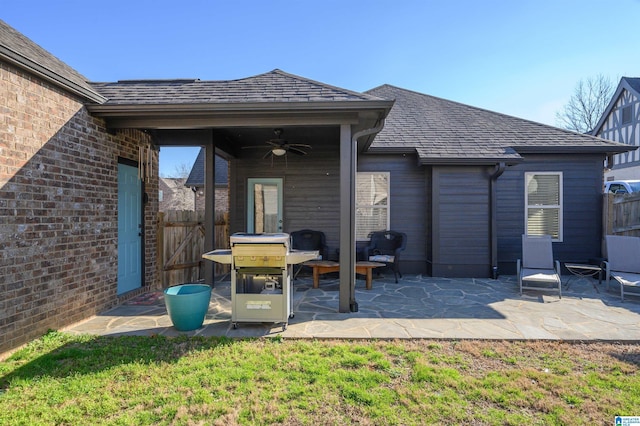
[525,172,563,241]
[356,172,389,240]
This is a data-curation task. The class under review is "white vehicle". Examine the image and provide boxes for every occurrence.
[604,180,640,194]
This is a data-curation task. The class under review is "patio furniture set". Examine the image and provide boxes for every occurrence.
[291,229,408,289]
[518,234,640,301]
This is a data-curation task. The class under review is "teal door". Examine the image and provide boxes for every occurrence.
[118,162,143,294]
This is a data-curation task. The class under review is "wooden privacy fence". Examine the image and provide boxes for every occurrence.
[157,210,230,288]
[603,193,640,238]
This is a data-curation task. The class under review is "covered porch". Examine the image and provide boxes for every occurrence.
[87,70,395,313]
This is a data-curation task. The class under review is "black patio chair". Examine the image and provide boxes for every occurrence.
[290,229,329,279]
[362,230,407,283]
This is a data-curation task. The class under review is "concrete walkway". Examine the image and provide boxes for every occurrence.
[63,274,640,340]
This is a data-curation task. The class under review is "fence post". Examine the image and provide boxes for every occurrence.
[157,211,165,288]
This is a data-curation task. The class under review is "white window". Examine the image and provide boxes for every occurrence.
[356,172,389,240]
[525,172,563,241]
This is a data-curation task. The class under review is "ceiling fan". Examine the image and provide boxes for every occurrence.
[242,128,312,159]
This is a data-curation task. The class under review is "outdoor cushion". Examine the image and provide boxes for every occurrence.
[610,271,640,287]
[369,254,395,263]
[520,268,560,283]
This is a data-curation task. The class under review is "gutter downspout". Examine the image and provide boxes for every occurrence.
[347,119,386,312]
[490,162,506,280]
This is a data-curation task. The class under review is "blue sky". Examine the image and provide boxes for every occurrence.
[4,0,640,176]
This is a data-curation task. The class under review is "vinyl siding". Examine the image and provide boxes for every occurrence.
[430,166,492,277]
[496,154,604,274]
[358,153,428,274]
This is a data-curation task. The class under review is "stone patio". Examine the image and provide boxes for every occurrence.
[63,274,640,340]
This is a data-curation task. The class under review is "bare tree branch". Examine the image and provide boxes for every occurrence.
[556,74,615,133]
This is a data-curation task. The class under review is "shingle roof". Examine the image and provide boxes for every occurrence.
[0,19,105,103]
[90,69,384,105]
[185,149,228,187]
[624,77,640,94]
[366,84,630,165]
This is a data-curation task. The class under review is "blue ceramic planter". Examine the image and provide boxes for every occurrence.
[163,284,212,331]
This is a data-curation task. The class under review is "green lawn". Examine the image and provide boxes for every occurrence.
[1,331,638,425]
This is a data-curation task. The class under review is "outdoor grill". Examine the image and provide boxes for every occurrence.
[202,232,318,330]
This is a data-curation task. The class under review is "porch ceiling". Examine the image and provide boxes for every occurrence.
[151,125,340,159]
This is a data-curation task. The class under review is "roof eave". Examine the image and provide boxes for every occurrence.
[0,46,107,104]
[86,100,394,129]
[417,157,523,166]
[513,145,635,155]
[86,100,394,115]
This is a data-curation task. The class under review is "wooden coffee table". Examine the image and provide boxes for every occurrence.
[303,260,384,290]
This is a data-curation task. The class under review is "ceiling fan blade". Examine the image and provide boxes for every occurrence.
[265,140,284,147]
[262,150,273,159]
[288,147,308,156]
[288,143,312,149]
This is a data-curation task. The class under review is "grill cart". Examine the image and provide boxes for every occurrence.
[202,233,318,331]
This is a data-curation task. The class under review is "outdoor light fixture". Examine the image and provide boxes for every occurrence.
[271,147,287,156]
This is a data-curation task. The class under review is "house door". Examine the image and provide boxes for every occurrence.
[247,178,283,233]
[118,162,143,294]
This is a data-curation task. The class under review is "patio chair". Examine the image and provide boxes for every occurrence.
[517,234,561,298]
[604,235,640,302]
[362,230,407,283]
[290,229,329,279]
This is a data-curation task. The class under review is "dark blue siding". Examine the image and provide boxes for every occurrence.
[496,154,605,274]
[431,166,492,277]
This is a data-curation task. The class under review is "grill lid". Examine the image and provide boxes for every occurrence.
[230,233,290,248]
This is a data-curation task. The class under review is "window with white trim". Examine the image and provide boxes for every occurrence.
[356,172,389,240]
[525,172,563,241]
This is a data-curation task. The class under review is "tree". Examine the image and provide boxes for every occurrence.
[556,74,615,134]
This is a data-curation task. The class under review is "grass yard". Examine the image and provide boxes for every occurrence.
[1,331,639,425]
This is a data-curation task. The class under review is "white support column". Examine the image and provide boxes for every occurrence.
[339,124,356,312]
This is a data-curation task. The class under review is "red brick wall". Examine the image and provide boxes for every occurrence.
[0,62,159,355]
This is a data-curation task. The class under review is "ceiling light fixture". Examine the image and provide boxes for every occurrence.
[271,147,287,156]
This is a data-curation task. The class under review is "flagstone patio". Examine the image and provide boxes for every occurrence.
[63,274,640,340]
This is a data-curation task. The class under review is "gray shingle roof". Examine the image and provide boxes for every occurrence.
[366,84,630,165]
[624,77,640,93]
[185,149,227,187]
[90,69,384,105]
[0,19,105,103]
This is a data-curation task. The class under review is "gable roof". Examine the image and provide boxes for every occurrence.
[0,19,105,103]
[591,77,640,136]
[185,149,228,187]
[86,69,393,130]
[366,84,631,165]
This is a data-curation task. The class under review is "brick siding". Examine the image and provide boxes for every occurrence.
[0,62,159,355]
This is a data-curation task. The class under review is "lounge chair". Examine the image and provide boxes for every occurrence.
[604,235,640,302]
[362,230,407,283]
[517,234,562,298]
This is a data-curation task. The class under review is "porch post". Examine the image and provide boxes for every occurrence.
[339,124,356,313]
[203,142,216,285]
